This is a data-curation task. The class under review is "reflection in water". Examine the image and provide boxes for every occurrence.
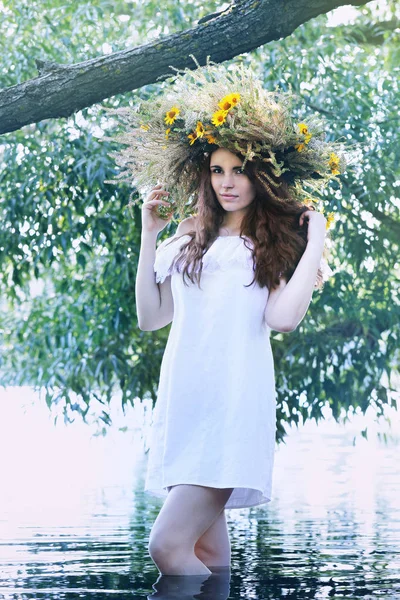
[149,568,231,599]
[0,386,399,599]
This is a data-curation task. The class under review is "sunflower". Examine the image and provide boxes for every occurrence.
[203,127,217,144]
[328,152,340,175]
[218,92,241,111]
[188,132,197,145]
[297,122,312,144]
[164,106,180,125]
[298,122,309,136]
[211,109,229,127]
[196,121,206,138]
[295,142,306,152]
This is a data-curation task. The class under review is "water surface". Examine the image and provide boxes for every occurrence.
[0,387,399,599]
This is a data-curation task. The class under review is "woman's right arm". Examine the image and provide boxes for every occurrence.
[135,184,174,331]
[135,230,163,331]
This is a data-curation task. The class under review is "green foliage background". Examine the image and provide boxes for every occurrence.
[0,0,399,440]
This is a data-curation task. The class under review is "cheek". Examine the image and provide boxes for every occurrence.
[242,179,256,199]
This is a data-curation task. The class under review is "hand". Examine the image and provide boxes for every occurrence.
[141,184,175,236]
[299,210,326,247]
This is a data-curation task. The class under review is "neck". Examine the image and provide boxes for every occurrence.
[220,218,243,234]
[219,225,241,236]
[221,209,247,234]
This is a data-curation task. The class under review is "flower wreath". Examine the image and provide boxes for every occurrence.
[105,55,359,230]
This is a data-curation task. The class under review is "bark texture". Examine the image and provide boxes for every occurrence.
[0,0,374,134]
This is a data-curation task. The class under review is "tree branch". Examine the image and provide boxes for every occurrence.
[0,0,374,135]
[335,18,400,45]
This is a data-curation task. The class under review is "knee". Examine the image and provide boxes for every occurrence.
[148,535,165,562]
[148,539,185,572]
[148,530,184,563]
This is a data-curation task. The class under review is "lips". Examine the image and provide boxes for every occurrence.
[221,194,237,199]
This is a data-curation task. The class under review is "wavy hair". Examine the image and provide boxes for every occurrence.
[165,151,329,292]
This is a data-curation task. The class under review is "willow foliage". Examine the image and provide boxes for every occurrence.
[0,0,398,441]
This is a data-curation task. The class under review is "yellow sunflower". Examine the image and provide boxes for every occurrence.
[328,152,340,175]
[203,127,217,144]
[218,92,241,111]
[211,109,229,127]
[196,121,205,138]
[297,122,312,144]
[188,132,197,145]
[298,122,309,136]
[295,142,306,152]
[164,106,180,125]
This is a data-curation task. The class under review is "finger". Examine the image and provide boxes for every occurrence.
[150,190,169,198]
[145,192,167,202]
[146,200,170,206]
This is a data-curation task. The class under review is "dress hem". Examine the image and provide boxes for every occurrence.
[144,482,272,509]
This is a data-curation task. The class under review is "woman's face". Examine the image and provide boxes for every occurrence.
[210,147,256,214]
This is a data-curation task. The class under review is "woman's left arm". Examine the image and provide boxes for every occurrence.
[265,211,326,332]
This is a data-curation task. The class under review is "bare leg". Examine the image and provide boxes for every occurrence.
[148,484,233,576]
[166,487,232,568]
[194,509,231,567]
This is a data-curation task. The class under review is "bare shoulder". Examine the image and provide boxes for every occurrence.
[176,215,197,236]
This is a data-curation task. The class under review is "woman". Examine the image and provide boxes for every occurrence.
[137,148,326,577]
[107,58,352,576]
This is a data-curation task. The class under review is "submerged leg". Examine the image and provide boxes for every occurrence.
[148,484,233,575]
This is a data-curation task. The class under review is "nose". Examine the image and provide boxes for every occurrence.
[221,173,235,189]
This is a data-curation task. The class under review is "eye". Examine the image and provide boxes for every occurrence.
[210,167,245,174]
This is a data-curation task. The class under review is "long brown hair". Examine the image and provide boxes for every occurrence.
[167,150,327,291]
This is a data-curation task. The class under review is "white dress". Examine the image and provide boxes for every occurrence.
[144,233,277,509]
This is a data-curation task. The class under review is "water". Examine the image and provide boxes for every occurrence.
[0,386,399,599]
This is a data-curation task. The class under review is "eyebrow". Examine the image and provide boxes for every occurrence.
[210,164,243,169]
